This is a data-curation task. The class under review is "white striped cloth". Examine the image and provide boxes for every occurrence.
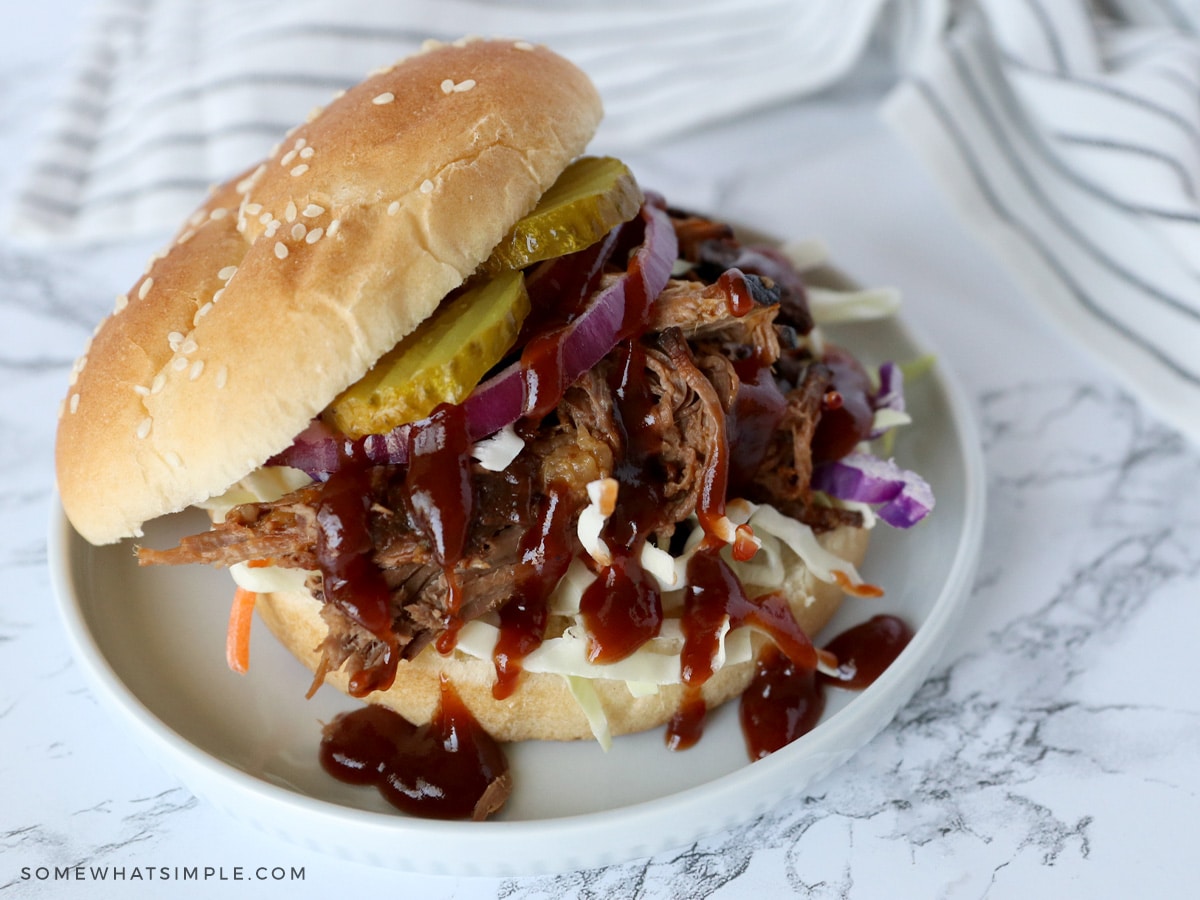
[13,0,1200,445]
[886,0,1200,447]
[9,0,944,242]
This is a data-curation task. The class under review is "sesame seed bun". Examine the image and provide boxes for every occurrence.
[55,39,602,546]
[254,524,869,742]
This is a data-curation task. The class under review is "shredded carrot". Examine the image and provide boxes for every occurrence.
[226,587,257,674]
[831,569,884,599]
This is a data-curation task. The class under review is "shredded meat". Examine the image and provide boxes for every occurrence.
[138,235,858,686]
[137,486,323,569]
[651,328,728,541]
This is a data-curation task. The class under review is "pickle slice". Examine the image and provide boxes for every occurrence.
[482,156,643,274]
[328,270,530,438]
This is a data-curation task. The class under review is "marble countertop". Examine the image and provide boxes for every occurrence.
[5,5,1200,899]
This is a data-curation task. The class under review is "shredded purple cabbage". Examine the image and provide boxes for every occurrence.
[868,361,906,439]
[812,452,934,528]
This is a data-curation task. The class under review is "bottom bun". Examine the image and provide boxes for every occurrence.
[255,523,869,743]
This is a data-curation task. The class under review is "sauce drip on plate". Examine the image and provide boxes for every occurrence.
[740,614,913,759]
[320,676,510,821]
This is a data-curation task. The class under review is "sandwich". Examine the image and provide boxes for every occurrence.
[55,38,931,818]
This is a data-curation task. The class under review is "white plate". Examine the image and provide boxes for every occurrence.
[49,312,984,876]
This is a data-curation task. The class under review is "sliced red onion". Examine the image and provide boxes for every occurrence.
[811,451,934,528]
[272,201,678,475]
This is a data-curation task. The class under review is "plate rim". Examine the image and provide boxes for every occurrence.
[47,310,986,876]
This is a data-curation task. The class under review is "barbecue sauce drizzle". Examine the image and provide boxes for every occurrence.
[491,481,576,699]
[579,341,666,662]
[315,454,399,697]
[663,312,813,751]
[401,403,474,653]
[317,209,914,817]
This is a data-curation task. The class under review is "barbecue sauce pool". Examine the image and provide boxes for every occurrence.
[320,677,510,821]
[740,614,914,759]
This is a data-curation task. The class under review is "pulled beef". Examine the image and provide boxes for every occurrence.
[137,485,324,570]
[139,226,861,687]
[668,207,814,334]
[649,277,782,361]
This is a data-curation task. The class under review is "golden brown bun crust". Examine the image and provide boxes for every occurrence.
[56,40,602,545]
[255,524,870,742]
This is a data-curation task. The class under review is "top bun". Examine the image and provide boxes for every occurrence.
[56,40,603,545]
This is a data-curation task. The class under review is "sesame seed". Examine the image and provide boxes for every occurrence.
[133,384,150,397]
[209,207,229,220]
[300,146,314,159]
[285,201,297,222]
[167,331,184,349]
[306,227,324,244]
[421,39,444,53]
[218,265,238,281]
[259,211,273,225]
[194,302,213,325]
[181,338,198,355]
[291,223,307,240]
[244,203,263,216]
[291,164,309,177]
[114,294,128,313]
[373,92,395,105]
[513,41,534,51]
[387,201,401,216]
[295,137,307,150]
[177,228,196,244]
[236,220,247,234]
[420,179,434,194]
[216,366,228,389]
[303,204,324,217]
[327,219,341,237]
[236,165,266,194]
[69,393,80,414]
[136,417,152,439]
[188,211,206,227]
[172,356,188,372]
[306,106,324,122]
[265,220,281,238]
[453,79,476,93]
[165,451,182,468]
[281,149,297,167]
[441,79,455,94]
[138,278,153,300]
[189,360,205,380]
[275,242,289,259]
[212,288,225,303]
[151,374,166,394]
